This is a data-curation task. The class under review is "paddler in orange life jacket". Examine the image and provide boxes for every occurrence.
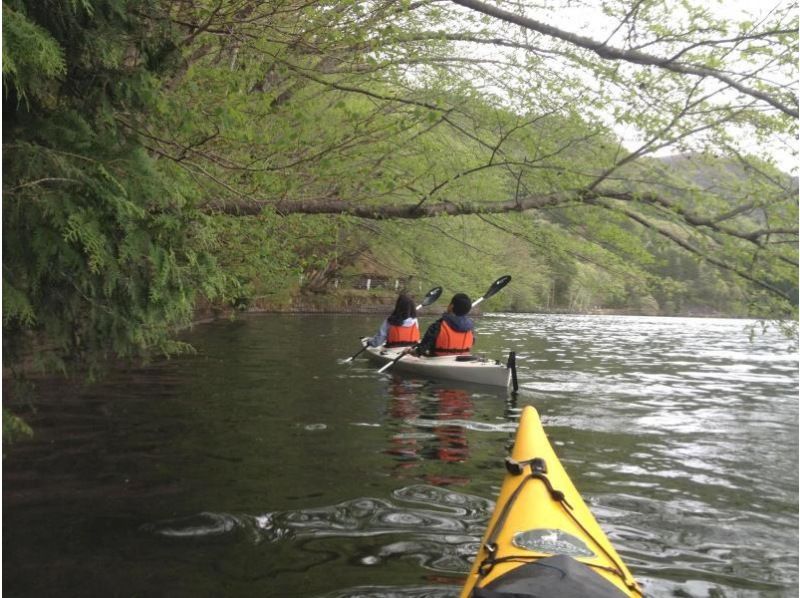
[367,293,420,348]
[416,293,474,357]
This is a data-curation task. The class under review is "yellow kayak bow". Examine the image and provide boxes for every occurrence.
[461,405,644,597]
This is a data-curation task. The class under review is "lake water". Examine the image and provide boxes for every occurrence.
[3,314,798,597]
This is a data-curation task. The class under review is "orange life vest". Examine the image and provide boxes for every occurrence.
[434,320,473,355]
[386,322,420,347]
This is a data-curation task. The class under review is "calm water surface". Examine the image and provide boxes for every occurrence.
[3,314,798,597]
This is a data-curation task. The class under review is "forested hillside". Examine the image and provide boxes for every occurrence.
[3,0,797,430]
[303,152,796,317]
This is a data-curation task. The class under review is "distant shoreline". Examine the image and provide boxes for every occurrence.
[192,299,744,325]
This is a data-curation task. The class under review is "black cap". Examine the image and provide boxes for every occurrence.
[451,293,472,316]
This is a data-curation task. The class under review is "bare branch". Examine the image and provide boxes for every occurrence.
[201,193,568,218]
[8,178,82,191]
[449,0,798,117]
[587,196,794,301]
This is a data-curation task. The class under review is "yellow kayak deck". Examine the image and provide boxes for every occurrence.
[461,405,643,597]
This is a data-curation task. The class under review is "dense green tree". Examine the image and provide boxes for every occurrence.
[4,0,218,375]
[3,0,797,437]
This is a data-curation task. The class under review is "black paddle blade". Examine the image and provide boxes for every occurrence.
[421,286,443,307]
[482,275,511,301]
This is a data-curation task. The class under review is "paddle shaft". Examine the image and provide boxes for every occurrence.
[346,344,371,363]
[376,346,415,373]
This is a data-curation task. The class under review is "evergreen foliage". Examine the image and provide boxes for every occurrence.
[2,0,227,381]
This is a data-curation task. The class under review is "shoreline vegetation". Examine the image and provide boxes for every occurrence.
[192,291,749,323]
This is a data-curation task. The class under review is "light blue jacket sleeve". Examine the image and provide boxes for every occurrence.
[368,319,390,347]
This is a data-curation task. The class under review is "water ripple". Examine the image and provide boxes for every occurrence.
[142,484,493,575]
[403,418,516,433]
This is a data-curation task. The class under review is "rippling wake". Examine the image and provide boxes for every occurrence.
[142,484,492,592]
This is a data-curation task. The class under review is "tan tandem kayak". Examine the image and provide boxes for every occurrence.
[364,345,516,389]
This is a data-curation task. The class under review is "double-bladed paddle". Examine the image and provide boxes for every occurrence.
[343,286,443,363]
[376,275,511,374]
[470,274,511,308]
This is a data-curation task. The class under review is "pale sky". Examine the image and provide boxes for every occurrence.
[540,0,797,172]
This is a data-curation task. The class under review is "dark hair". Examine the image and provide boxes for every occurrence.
[389,294,417,321]
[451,293,472,316]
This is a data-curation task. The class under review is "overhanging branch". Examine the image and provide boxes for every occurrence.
[201,187,797,303]
[202,193,569,217]
[449,0,798,118]
[586,196,794,302]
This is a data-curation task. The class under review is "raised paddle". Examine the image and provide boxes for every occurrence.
[377,275,512,374]
[469,274,511,308]
[415,286,444,311]
[343,286,443,363]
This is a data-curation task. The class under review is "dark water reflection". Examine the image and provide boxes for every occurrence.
[3,314,797,597]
